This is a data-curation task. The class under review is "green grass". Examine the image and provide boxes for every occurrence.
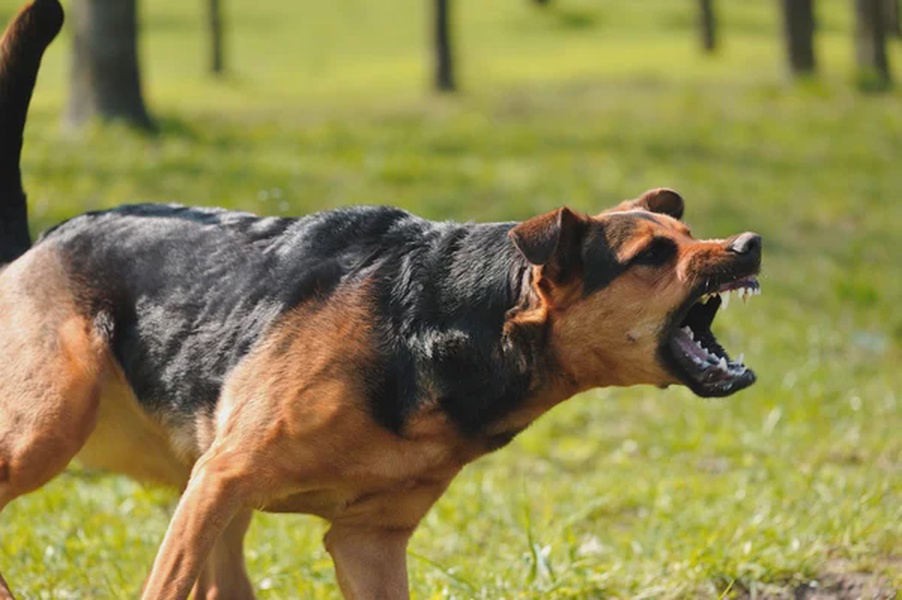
[1,0,901,598]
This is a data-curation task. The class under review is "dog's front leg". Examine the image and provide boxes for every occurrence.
[324,525,414,600]
[141,449,254,600]
[191,508,256,600]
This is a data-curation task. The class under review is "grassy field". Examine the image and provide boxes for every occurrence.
[1,0,901,598]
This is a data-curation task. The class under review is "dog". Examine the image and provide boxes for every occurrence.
[0,2,762,598]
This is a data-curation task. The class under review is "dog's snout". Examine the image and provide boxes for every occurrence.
[726,232,761,258]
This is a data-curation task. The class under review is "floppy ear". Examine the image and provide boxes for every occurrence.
[509,207,587,282]
[608,188,684,220]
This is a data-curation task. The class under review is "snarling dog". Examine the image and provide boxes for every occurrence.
[0,2,762,599]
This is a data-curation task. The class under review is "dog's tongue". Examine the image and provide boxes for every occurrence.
[673,327,714,366]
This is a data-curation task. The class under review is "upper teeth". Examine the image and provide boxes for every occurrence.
[701,283,760,307]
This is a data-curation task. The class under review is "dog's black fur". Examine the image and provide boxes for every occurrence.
[37,204,551,440]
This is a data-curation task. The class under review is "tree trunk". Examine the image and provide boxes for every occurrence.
[208,0,225,75]
[885,0,901,37]
[67,0,154,129]
[699,0,717,53]
[780,0,817,75]
[433,0,456,92]
[854,0,892,85]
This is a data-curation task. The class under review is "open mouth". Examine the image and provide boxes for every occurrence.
[664,277,760,397]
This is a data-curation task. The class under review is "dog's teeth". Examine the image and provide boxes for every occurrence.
[721,291,730,309]
[737,352,744,365]
[718,357,728,372]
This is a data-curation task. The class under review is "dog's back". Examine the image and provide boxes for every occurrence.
[38,203,409,415]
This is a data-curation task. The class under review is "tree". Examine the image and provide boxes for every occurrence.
[780,0,817,76]
[885,0,901,37]
[433,0,456,92]
[67,0,154,130]
[698,0,717,53]
[208,0,225,76]
[854,0,892,86]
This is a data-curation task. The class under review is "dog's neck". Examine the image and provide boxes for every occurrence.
[400,222,573,446]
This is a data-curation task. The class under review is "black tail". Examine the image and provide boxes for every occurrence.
[0,0,63,264]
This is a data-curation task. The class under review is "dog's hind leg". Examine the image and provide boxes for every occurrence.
[191,508,256,600]
[0,249,107,598]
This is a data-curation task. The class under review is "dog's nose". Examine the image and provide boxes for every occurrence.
[727,232,761,257]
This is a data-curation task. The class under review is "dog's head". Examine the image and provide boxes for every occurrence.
[510,188,761,397]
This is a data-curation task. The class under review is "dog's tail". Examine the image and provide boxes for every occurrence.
[0,0,63,263]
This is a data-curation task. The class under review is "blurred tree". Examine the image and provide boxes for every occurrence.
[208,0,225,75]
[885,0,901,36]
[698,0,717,53]
[434,0,456,91]
[67,0,154,130]
[854,0,892,85]
[781,0,817,75]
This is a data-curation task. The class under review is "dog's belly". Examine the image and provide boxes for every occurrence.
[260,488,357,516]
[75,370,191,488]
[259,474,458,528]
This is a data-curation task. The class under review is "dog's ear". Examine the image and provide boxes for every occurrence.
[608,188,684,220]
[509,207,587,283]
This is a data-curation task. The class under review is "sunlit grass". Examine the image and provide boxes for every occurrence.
[0,0,900,597]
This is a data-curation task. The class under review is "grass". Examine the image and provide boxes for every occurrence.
[1,0,901,598]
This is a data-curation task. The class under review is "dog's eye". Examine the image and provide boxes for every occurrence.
[633,238,676,266]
